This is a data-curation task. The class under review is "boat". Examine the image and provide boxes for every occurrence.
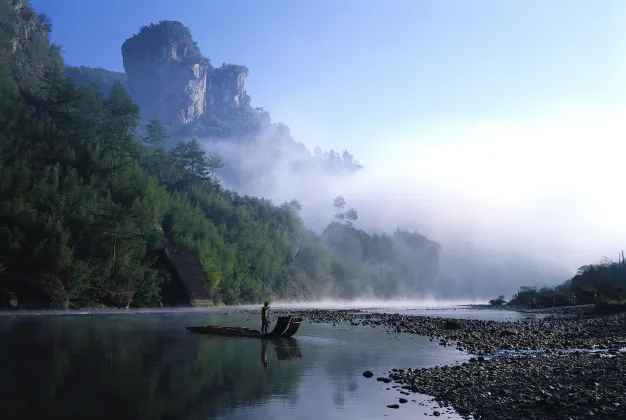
[186,315,303,338]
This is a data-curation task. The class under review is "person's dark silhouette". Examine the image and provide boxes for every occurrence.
[261,301,270,335]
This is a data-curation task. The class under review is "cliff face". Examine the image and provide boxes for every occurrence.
[209,64,250,108]
[121,21,249,129]
[2,0,40,55]
[121,21,210,128]
[0,0,62,95]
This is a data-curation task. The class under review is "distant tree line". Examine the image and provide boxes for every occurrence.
[489,255,626,311]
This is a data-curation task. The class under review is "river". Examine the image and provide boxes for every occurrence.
[0,307,522,420]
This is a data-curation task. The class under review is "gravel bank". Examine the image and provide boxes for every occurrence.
[380,352,626,419]
[266,308,626,356]
[256,307,626,419]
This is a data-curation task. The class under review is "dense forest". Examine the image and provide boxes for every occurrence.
[0,1,440,309]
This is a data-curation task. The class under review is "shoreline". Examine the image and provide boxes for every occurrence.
[265,307,626,419]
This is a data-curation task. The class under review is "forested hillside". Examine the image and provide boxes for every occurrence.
[0,1,441,309]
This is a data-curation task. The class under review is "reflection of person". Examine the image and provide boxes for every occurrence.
[261,301,270,335]
[261,339,269,369]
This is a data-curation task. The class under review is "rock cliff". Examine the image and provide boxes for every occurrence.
[121,21,210,128]
[0,0,62,95]
[121,21,250,128]
[208,63,250,108]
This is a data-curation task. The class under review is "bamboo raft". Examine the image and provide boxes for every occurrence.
[186,316,303,338]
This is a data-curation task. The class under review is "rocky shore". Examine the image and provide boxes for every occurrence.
[268,308,625,355]
[261,307,626,419]
[381,351,625,419]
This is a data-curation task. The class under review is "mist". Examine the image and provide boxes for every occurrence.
[197,101,626,286]
[238,298,484,310]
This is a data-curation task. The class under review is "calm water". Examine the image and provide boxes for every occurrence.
[0,309,482,420]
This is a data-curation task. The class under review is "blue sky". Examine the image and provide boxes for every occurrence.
[31,0,624,163]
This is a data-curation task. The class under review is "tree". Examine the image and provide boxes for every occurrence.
[100,81,140,186]
[282,199,302,213]
[207,153,224,179]
[332,195,346,222]
[289,199,302,212]
[313,146,323,158]
[489,295,506,306]
[170,138,210,190]
[342,150,354,166]
[144,119,168,147]
[37,13,53,33]
[345,208,358,227]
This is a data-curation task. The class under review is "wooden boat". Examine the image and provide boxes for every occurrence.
[186,316,303,338]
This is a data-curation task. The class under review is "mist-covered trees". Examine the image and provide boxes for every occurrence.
[332,196,358,227]
[491,255,626,309]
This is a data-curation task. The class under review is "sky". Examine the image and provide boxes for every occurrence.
[30,0,626,271]
[32,0,626,160]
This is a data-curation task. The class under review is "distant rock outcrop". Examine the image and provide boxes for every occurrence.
[121,21,210,128]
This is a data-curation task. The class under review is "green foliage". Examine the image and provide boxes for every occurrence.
[64,65,128,98]
[570,258,626,302]
[509,256,626,308]
[189,105,270,138]
[37,13,52,33]
[144,119,168,147]
[216,63,250,77]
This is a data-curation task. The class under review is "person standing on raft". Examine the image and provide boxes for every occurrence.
[261,301,270,335]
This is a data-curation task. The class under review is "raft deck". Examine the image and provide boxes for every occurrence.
[186,316,303,338]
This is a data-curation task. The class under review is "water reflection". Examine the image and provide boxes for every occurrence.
[260,338,302,369]
[0,312,468,420]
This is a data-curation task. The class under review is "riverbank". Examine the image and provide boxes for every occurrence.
[263,307,626,419]
[384,351,625,419]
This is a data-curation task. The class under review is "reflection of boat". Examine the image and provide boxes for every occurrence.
[262,337,302,368]
[186,316,303,338]
[272,337,302,360]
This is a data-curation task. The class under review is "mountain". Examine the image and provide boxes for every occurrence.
[74,21,363,191]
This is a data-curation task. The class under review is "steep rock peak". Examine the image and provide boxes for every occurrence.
[209,63,250,108]
[121,20,210,128]
[4,0,47,54]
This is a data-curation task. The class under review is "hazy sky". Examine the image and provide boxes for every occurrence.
[31,0,626,270]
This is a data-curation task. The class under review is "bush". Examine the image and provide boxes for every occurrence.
[489,295,506,306]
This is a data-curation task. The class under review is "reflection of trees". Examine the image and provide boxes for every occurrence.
[0,316,303,420]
